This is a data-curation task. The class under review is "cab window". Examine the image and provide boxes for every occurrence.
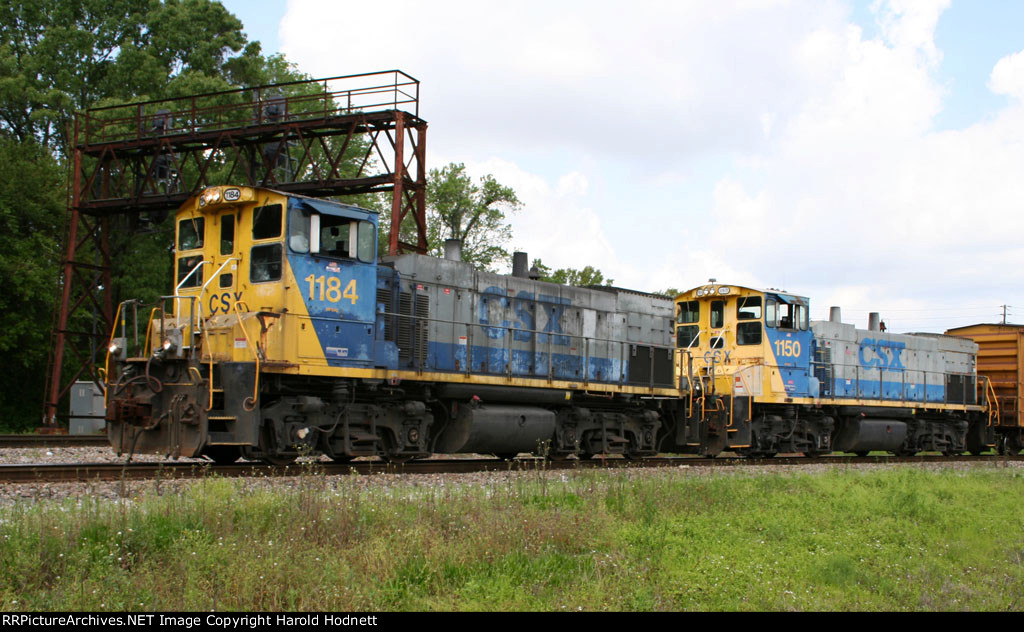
[737,296,762,320]
[178,217,204,251]
[357,220,375,262]
[710,301,724,329]
[177,255,203,288]
[220,215,234,255]
[772,302,808,331]
[320,217,352,258]
[676,301,699,324]
[252,204,282,240]
[289,206,310,253]
[318,216,376,263]
[677,325,699,348]
[737,322,762,345]
[251,244,282,283]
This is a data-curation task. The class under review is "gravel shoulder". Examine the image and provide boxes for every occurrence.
[1,446,1021,508]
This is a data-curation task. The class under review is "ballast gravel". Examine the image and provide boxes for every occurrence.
[1,445,1021,508]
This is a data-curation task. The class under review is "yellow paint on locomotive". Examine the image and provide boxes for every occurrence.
[674,284,783,399]
[168,186,326,367]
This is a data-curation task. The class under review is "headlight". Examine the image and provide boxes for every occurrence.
[201,188,222,206]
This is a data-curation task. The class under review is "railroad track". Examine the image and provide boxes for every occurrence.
[2,454,1021,484]
[0,434,108,448]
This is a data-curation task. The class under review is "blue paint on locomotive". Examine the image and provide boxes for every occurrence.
[422,341,623,383]
[478,287,572,345]
[828,377,945,401]
[763,325,813,396]
[285,197,379,368]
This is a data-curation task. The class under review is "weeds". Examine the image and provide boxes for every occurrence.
[0,466,1022,610]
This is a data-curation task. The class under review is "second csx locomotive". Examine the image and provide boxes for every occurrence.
[671,283,994,457]
[105,186,1006,463]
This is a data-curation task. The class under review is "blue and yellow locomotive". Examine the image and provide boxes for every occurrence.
[670,282,992,457]
[105,186,679,463]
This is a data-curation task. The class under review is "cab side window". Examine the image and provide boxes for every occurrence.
[736,296,762,345]
[253,204,282,240]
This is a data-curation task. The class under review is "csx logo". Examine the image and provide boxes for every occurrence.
[703,349,731,364]
[858,337,906,369]
[208,291,244,316]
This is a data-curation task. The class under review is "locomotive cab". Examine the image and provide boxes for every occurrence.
[169,187,381,369]
[675,283,812,403]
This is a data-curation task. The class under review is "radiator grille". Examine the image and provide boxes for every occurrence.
[398,292,429,366]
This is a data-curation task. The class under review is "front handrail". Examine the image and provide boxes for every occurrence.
[232,300,260,411]
[174,260,210,325]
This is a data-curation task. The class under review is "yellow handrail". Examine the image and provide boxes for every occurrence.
[232,300,260,411]
[984,375,1000,428]
[102,301,126,407]
[143,307,160,356]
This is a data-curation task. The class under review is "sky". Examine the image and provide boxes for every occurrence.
[221,0,1024,333]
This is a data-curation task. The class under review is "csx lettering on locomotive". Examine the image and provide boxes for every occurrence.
[858,338,906,369]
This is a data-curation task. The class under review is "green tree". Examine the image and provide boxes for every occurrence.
[0,0,260,153]
[0,0,327,428]
[424,163,521,271]
[531,258,614,287]
[0,137,65,430]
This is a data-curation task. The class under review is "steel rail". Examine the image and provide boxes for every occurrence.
[1,454,1021,484]
[0,434,109,448]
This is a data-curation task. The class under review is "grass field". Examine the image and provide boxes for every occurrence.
[1,463,1022,611]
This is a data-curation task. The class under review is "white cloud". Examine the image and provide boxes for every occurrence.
[280,0,1024,330]
[459,158,619,277]
[990,50,1024,100]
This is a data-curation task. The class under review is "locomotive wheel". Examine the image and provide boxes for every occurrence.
[381,433,415,464]
[259,424,298,466]
[494,453,519,461]
[854,451,870,457]
[1005,434,1023,456]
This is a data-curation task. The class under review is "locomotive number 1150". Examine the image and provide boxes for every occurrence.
[774,339,802,358]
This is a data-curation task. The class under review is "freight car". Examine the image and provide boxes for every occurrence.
[104,186,679,464]
[669,282,996,457]
[944,324,1024,454]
